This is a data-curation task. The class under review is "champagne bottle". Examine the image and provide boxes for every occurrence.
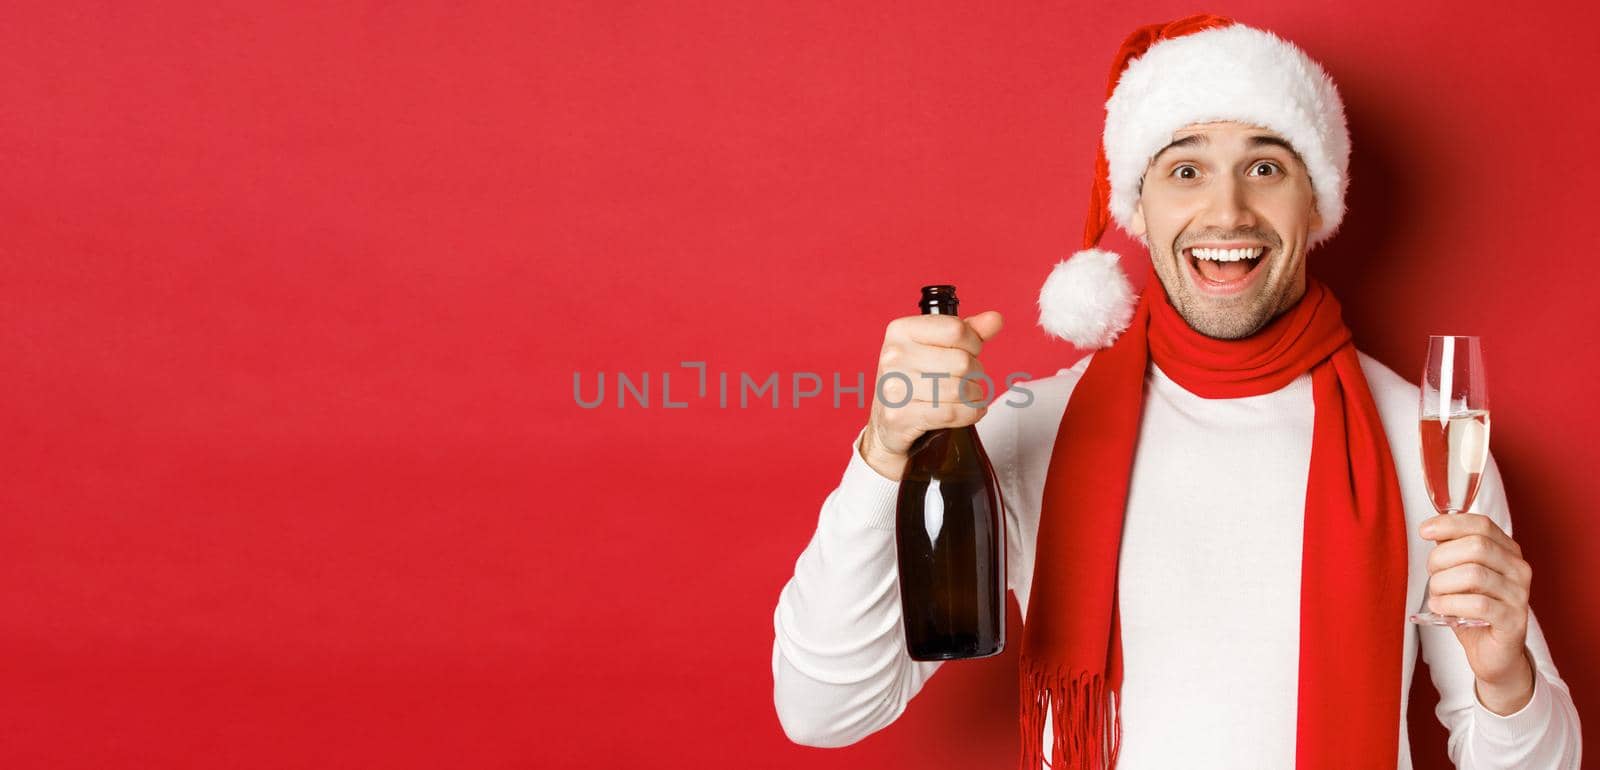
[895,285,1006,661]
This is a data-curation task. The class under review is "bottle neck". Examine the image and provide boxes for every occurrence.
[918,285,959,316]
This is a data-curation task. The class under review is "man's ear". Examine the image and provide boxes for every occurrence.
[1130,200,1146,240]
[1309,200,1323,232]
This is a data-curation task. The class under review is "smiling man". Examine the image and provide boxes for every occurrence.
[772,15,1582,769]
[1136,123,1313,340]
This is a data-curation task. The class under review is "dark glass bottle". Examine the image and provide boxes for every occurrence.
[895,285,1006,661]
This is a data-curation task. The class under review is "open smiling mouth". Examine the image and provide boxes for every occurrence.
[1183,245,1270,290]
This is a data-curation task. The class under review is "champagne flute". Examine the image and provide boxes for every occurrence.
[1409,335,1492,627]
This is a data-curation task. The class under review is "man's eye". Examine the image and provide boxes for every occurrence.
[1171,165,1199,180]
[1250,161,1281,176]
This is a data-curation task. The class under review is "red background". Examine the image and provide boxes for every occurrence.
[3,2,1594,768]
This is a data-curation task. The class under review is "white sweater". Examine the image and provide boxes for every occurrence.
[772,351,1582,769]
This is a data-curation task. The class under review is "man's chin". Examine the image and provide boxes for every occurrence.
[1174,299,1272,340]
[1156,263,1278,339]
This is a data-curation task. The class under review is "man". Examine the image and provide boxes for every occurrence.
[770,15,1582,769]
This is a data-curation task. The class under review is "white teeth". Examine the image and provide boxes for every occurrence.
[1189,246,1265,261]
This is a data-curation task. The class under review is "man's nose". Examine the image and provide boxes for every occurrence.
[1199,174,1258,232]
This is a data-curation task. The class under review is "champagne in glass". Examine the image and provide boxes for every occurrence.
[1409,335,1493,627]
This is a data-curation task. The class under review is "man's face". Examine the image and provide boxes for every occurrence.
[1130,121,1323,339]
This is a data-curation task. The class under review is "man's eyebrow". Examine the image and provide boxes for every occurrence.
[1149,134,1205,167]
[1249,134,1304,163]
[1147,133,1305,167]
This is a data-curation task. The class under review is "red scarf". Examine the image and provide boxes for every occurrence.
[1017,269,1408,769]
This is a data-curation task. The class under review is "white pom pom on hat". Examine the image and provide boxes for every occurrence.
[1038,14,1351,348]
[1038,249,1137,349]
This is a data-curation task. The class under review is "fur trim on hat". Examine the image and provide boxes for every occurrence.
[1103,24,1350,247]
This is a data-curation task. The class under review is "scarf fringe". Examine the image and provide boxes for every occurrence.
[1018,658,1121,770]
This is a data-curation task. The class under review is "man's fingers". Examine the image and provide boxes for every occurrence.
[898,346,978,382]
[966,310,1004,343]
[893,315,982,354]
[904,377,989,407]
[891,311,1002,355]
[876,374,991,408]
[1426,593,1528,631]
[877,347,990,400]
[1426,533,1530,580]
[1427,562,1528,606]
[1420,513,1522,558]
[1431,592,1495,620]
[915,400,988,431]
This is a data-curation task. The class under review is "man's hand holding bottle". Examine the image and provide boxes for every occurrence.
[858,310,1004,481]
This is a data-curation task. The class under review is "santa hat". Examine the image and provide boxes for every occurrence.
[1038,15,1352,348]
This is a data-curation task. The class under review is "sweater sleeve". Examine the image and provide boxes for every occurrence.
[771,397,1022,748]
[1419,451,1584,768]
